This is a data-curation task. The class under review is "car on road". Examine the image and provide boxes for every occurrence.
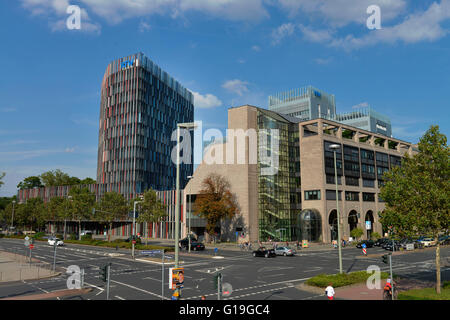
[252,247,276,258]
[48,238,64,246]
[356,240,374,248]
[183,241,205,251]
[274,246,296,256]
[374,238,389,247]
[418,237,437,247]
[384,240,401,251]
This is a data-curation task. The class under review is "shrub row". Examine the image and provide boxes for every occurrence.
[306,271,391,288]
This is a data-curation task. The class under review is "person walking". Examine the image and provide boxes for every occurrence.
[325,283,335,300]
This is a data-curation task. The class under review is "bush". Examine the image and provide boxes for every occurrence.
[350,228,364,240]
[306,271,391,288]
[0,234,4,238]
[32,232,46,240]
[371,232,381,240]
[81,234,93,241]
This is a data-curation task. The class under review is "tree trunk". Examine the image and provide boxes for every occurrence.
[109,222,112,242]
[436,241,441,294]
[78,221,81,240]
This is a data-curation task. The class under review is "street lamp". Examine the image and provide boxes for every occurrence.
[330,143,343,274]
[187,175,193,253]
[10,200,16,233]
[132,195,144,259]
[175,122,197,268]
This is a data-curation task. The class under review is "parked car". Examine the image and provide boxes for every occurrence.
[438,235,449,244]
[399,238,416,250]
[252,247,276,258]
[80,230,93,236]
[418,238,437,247]
[274,246,296,256]
[356,240,374,248]
[183,241,205,251]
[374,238,389,247]
[48,238,64,246]
[384,240,401,251]
[179,235,198,247]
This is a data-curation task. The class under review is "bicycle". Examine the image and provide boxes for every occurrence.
[382,286,398,300]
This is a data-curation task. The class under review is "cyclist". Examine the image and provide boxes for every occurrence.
[383,279,396,300]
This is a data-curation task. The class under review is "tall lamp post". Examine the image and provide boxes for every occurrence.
[175,122,197,268]
[187,175,193,253]
[10,200,16,233]
[330,144,343,274]
[132,196,144,259]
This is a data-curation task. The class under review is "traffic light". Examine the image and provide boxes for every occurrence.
[213,272,222,289]
[382,254,389,264]
[99,265,107,282]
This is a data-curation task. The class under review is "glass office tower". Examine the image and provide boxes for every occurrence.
[97,53,194,199]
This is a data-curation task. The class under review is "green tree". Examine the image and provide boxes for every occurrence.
[194,174,240,241]
[17,176,43,189]
[41,169,81,187]
[80,177,96,185]
[15,198,46,231]
[380,125,449,294]
[0,172,5,188]
[97,192,128,242]
[131,189,167,244]
[350,228,364,241]
[68,187,96,240]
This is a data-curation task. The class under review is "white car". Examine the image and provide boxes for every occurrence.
[48,238,64,246]
[419,238,437,247]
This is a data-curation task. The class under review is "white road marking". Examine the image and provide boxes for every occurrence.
[110,279,169,300]
[115,295,125,300]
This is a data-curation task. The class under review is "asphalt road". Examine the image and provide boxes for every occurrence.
[0,238,448,300]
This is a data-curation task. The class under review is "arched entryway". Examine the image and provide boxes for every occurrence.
[298,209,322,242]
[365,210,375,239]
[348,210,358,234]
[329,210,338,241]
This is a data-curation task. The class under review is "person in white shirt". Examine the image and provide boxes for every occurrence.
[325,283,335,300]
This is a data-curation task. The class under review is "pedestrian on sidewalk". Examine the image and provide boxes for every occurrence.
[325,283,335,300]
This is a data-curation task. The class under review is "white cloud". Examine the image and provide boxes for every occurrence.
[222,79,250,96]
[271,23,296,45]
[65,147,76,153]
[278,0,406,26]
[139,21,151,32]
[22,0,269,25]
[237,58,246,64]
[192,91,222,109]
[252,45,261,52]
[0,107,17,113]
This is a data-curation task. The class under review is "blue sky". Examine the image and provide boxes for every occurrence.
[1,0,449,196]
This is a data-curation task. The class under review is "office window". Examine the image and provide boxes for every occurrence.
[345,176,359,186]
[363,179,375,188]
[305,190,321,200]
[345,191,359,201]
[363,193,375,202]
[326,175,341,185]
[326,190,342,201]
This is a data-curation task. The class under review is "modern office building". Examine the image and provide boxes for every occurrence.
[97,52,194,199]
[183,105,415,243]
[335,106,392,137]
[268,86,336,121]
[269,86,392,137]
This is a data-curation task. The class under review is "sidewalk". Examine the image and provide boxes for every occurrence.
[0,250,59,283]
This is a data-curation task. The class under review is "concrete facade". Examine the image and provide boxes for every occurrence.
[183,105,415,244]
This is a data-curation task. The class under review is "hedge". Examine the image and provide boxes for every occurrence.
[306,271,391,288]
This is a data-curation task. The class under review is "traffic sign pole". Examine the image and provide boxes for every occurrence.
[162,250,165,300]
[106,264,111,300]
[53,243,57,272]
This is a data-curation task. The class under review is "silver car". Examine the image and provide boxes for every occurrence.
[274,246,296,256]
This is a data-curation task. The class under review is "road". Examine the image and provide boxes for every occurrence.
[0,238,448,300]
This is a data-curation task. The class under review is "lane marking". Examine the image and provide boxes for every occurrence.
[115,295,125,300]
[109,279,169,300]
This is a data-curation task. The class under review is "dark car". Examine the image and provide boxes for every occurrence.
[179,236,205,251]
[384,240,401,251]
[374,238,388,247]
[356,240,374,248]
[252,247,276,258]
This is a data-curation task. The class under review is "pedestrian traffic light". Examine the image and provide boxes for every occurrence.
[213,272,222,289]
[99,265,107,282]
[382,254,388,264]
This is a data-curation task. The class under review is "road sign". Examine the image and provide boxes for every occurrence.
[132,240,136,244]
[365,221,372,230]
[362,243,367,249]
[362,248,367,255]
[24,240,30,247]
[140,250,162,256]
[169,267,184,289]
[29,244,34,249]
